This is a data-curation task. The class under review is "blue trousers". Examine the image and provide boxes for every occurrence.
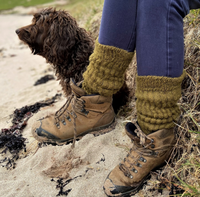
[98,0,200,77]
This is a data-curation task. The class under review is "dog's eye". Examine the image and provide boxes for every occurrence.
[24,30,30,35]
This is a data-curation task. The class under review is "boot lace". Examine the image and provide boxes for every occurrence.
[54,92,88,147]
[119,122,169,179]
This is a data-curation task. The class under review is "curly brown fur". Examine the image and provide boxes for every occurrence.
[16,8,130,113]
[16,8,94,95]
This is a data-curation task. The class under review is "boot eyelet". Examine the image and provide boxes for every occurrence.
[66,116,71,122]
[55,122,60,128]
[81,108,89,115]
[139,157,143,161]
[131,168,138,173]
[151,144,155,148]
[136,163,142,167]
[62,120,66,125]
[71,112,77,118]
[129,175,133,179]
[139,157,147,163]
[81,108,85,113]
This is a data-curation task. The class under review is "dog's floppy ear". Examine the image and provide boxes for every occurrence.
[44,11,78,67]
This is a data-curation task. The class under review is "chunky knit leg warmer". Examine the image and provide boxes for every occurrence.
[136,71,186,134]
[82,39,134,97]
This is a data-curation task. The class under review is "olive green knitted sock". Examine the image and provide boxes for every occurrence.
[82,39,134,97]
[136,71,186,134]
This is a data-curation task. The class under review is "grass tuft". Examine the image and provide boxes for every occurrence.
[0,0,54,11]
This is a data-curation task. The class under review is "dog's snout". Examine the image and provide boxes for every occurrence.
[15,29,20,35]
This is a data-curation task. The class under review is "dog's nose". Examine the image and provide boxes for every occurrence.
[15,29,20,35]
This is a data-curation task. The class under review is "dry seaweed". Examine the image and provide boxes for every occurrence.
[0,133,26,153]
[34,74,55,86]
[96,153,105,164]
[2,93,62,134]
[0,133,26,169]
[0,93,62,169]
[55,178,72,196]
[52,175,82,196]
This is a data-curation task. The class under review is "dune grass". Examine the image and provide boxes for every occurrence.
[0,0,54,11]
[60,0,104,30]
[187,9,200,25]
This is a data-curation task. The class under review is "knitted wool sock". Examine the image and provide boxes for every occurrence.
[136,71,186,134]
[82,39,134,97]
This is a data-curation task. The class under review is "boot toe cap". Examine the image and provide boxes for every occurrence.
[31,120,60,142]
[103,176,134,197]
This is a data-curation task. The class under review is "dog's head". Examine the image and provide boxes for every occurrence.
[16,8,51,55]
[16,8,81,60]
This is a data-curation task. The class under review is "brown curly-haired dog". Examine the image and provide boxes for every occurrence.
[16,8,94,95]
[16,8,130,112]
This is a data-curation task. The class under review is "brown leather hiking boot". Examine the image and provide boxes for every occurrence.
[103,122,175,197]
[32,79,115,144]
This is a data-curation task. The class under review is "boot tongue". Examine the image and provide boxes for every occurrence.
[70,79,86,97]
[125,122,153,146]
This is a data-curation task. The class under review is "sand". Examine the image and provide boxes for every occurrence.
[0,13,170,197]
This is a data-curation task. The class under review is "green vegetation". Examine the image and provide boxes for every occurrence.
[174,155,200,196]
[61,0,104,30]
[0,0,54,11]
[186,9,200,25]
[62,0,103,15]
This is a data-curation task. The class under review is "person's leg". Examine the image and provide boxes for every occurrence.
[137,0,200,77]
[98,0,137,52]
[82,0,137,96]
[104,0,190,196]
[32,0,137,144]
[136,0,189,77]
[135,0,189,133]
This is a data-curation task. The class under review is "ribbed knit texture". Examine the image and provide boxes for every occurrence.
[136,71,186,134]
[82,39,134,96]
